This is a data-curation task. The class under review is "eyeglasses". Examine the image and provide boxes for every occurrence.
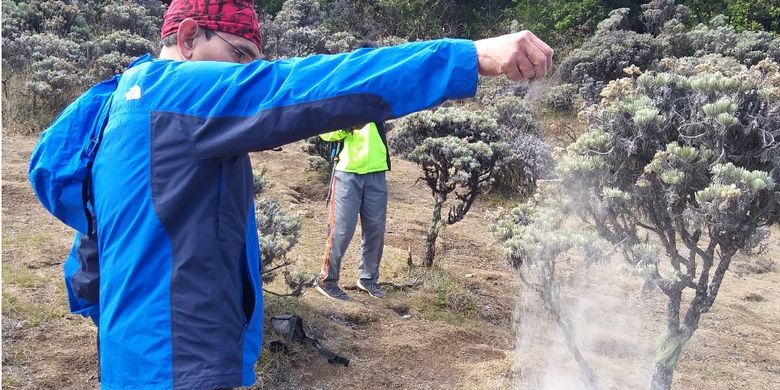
[212,32,250,64]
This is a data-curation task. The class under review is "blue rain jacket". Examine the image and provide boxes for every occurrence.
[29,39,478,389]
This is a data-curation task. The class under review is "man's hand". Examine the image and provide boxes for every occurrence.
[474,31,554,82]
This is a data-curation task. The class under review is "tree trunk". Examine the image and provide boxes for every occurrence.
[539,270,601,390]
[424,198,445,267]
[649,327,692,390]
[648,284,684,390]
[555,307,601,390]
[424,229,437,267]
[649,364,674,390]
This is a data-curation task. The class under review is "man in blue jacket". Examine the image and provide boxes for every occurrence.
[29,0,553,388]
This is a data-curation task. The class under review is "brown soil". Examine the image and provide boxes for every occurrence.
[3,135,779,389]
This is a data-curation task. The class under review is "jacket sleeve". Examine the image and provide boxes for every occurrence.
[154,39,478,159]
[320,130,351,142]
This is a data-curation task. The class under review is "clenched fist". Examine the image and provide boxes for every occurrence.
[475,31,554,82]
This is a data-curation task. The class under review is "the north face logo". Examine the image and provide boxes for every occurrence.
[125,85,141,101]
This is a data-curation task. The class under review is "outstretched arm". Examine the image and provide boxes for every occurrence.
[155,32,552,158]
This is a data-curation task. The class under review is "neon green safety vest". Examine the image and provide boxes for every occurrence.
[320,122,390,174]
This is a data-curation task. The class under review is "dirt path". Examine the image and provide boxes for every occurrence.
[3,135,779,389]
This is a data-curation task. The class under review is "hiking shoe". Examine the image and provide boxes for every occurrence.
[356,279,386,299]
[314,280,350,301]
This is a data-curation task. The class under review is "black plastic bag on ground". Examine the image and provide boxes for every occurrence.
[269,315,350,366]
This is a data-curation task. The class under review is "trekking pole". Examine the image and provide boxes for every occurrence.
[324,142,341,207]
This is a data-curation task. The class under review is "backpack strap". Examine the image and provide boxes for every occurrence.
[306,338,350,366]
[375,121,391,171]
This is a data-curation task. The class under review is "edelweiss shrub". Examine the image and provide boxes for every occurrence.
[595,8,631,33]
[558,30,663,102]
[559,58,780,389]
[490,96,553,198]
[391,107,503,155]
[492,188,604,270]
[323,31,358,54]
[253,170,269,194]
[252,173,302,280]
[392,107,507,266]
[664,15,780,64]
[640,0,689,36]
[655,54,746,76]
[541,83,579,112]
[27,56,86,99]
[1,0,86,40]
[264,0,357,58]
[491,185,606,389]
[89,31,157,79]
[491,96,540,135]
[3,32,84,69]
[3,32,88,119]
[557,5,779,105]
[474,77,529,105]
[375,35,408,47]
[255,197,302,274]
[100,2,163,39]
[2,0,163,131]
[300,135,334,174]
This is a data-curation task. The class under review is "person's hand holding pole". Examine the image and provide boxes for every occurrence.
[474,31,554,82]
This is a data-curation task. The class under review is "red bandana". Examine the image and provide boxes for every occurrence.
[161,0,262,51]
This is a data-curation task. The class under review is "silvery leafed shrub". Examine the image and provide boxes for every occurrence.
[392,107,508,266]
[557,57,780,389]
[3,0,164,130]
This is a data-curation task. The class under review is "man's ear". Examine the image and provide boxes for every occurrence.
[176,18,200,60]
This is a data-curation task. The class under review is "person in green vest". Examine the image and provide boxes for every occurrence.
[315,78,392,300]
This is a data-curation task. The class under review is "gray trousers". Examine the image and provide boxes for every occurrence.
[321,170,387,284]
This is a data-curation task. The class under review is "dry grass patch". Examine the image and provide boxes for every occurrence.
[409,267,482,324]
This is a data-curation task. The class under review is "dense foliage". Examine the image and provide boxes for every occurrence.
[4,0,777,133]
[558,0,780,104]
[2,0,163,132]
[261,0,358,58]
[681,0,780,32]
[505,0,645,45]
